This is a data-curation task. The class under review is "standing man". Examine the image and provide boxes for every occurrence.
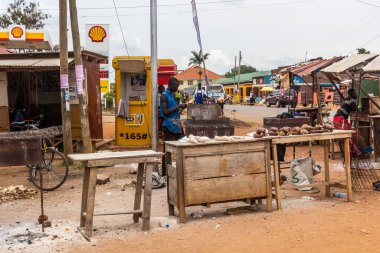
[160,77,187,176]
[160,77,187,141]
[193,83,207,104]
[157,85,166,133]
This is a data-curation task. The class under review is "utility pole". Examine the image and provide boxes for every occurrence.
[69,0,92,153]
[151,0,158,153]
[237,51,242,102]
[233,56,237,99]
[59,0,73,155]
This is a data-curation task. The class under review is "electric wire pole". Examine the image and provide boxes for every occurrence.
[59,0,73,155]
[69,0,93,153]
[151,0,158,152]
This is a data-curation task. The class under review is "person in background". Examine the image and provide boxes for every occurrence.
[193,83,207,104]
[333,88,365,156]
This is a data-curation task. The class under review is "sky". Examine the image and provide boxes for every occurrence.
[1,0,380,81]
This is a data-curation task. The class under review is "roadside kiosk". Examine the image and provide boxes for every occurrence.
[112,56,176,146]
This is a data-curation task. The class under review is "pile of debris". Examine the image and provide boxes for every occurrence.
[0,185,37,203]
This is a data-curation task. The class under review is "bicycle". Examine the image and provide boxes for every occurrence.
[11,119,69,191]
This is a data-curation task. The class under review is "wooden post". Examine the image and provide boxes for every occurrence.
[69,0,92,153]
[324,141,331,197]
[59,0,73,155]
[314,73,323,125]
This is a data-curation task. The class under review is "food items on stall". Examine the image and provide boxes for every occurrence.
[254,133,264,138]
[189,134,199,144]
[291,127,301,135]
[280,127,291,135]
[301,124,313,131]
[300,129,310,135]
[278,130,286,136]
[253,128,267,138]
[323,123,334,131]
[269,127,279,132]
[268,131,278,136]
[314,125,323,130]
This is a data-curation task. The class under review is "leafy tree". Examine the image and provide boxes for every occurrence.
[103,92,114,109]
[357,48,370,54]
[0,0,50,29]
[188,50,210,83]
[224,65,257,78]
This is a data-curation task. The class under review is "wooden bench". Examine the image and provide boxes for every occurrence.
[68,150,163,240]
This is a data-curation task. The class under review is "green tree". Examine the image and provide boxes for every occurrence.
[188,50,210,83]
[103,92,114,110]
[0,0,50,29]
[357,48,370,54]
[224,65,257,78]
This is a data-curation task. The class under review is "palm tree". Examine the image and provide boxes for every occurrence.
[188,50,210,83]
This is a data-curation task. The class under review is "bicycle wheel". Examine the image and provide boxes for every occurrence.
[29,148,69,191]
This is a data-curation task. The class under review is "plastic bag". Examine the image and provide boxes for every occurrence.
[291,157,321,191]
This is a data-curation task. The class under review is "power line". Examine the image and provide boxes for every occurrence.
[112,0,130,56]
[348,34,380,54]
[357,0,380,8]
[47,0,319,18]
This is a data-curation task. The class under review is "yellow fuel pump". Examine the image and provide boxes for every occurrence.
[113,56,176,147]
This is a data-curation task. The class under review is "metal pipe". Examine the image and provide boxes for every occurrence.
[151,0,158,152]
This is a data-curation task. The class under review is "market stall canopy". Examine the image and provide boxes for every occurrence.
[363,56,380,74]
[321,54,378,73]
[290,58,339,77]
[0,57,74,69]
[261,87,274,92]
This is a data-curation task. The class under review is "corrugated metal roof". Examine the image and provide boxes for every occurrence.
[363,56,380,73]
[291,58,338,76]
[0,58,74,68]
[212,77,234,84]
[321,54,378,73]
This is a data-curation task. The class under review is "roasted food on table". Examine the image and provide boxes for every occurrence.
[280,127,291,135]
[254,128,267,138]
[291,126,301,135]
[323,123,334,131]
[301,124,313,131]
[300,129,310,135]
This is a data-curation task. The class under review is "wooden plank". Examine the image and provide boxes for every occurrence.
[165,138,268,148]
[182,141,266,156]
[94,210,142,216]
[133,163,144,223]
[142,162,153,231]
[325,182,347,189]
[80,167,90,228]
[68,150,163,161]
[265,141,273,212]
[271,131,353,144]
[272,144,282,211]
[86,157,161,168]
[344,138,353,202]
[84,168,97,237]
[184,173,267,205]
[183,151,266,180]
[168,176,178,205]
[167,164,177,179]
[165,151,175,216]
[176,148,186,223]
[324,141,331,197]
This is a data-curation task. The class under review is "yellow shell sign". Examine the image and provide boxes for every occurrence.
[88,26,107,43]
[10,26,24,39]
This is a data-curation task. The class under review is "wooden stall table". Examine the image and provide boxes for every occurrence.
[68,150,163,239]
[165,138,273,223]
[271,130,354,210]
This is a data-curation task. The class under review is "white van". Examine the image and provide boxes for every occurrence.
[206,84,225,102]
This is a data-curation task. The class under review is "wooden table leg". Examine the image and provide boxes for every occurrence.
[166,151,175,216]
[344,138,353,202]
[84,168,97,237]
[265,142,273,212]
[80,166,90,228]
[133,163,145,223]
[272,144,282,211]
[176,149,186,223]
[142,162,153,231]
[324,140,331,197]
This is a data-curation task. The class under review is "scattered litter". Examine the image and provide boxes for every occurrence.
[215,224,221,228]
[191,211,203,218]
[301,196,315,201]
[121,181,136,191]
[360,229,370,234]
[332,192,347,198]
[126,163,138,174]
[291,157,321,191]
[152,172,166,189]
[96,174,110,185]
[0,185,37,203]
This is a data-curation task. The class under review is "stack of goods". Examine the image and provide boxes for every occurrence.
[252,123,335,138]
[0,185,37,203]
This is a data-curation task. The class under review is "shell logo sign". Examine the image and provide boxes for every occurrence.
[10,26,24,39]
[88,25,107,43]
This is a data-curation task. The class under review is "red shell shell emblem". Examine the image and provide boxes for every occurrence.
[11,26,24,38]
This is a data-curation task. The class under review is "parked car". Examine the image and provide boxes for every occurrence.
[266,89,298,108]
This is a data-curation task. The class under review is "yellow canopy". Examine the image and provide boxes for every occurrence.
[260,87,274,92]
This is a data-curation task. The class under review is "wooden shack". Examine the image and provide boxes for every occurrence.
[0,51,107,140]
